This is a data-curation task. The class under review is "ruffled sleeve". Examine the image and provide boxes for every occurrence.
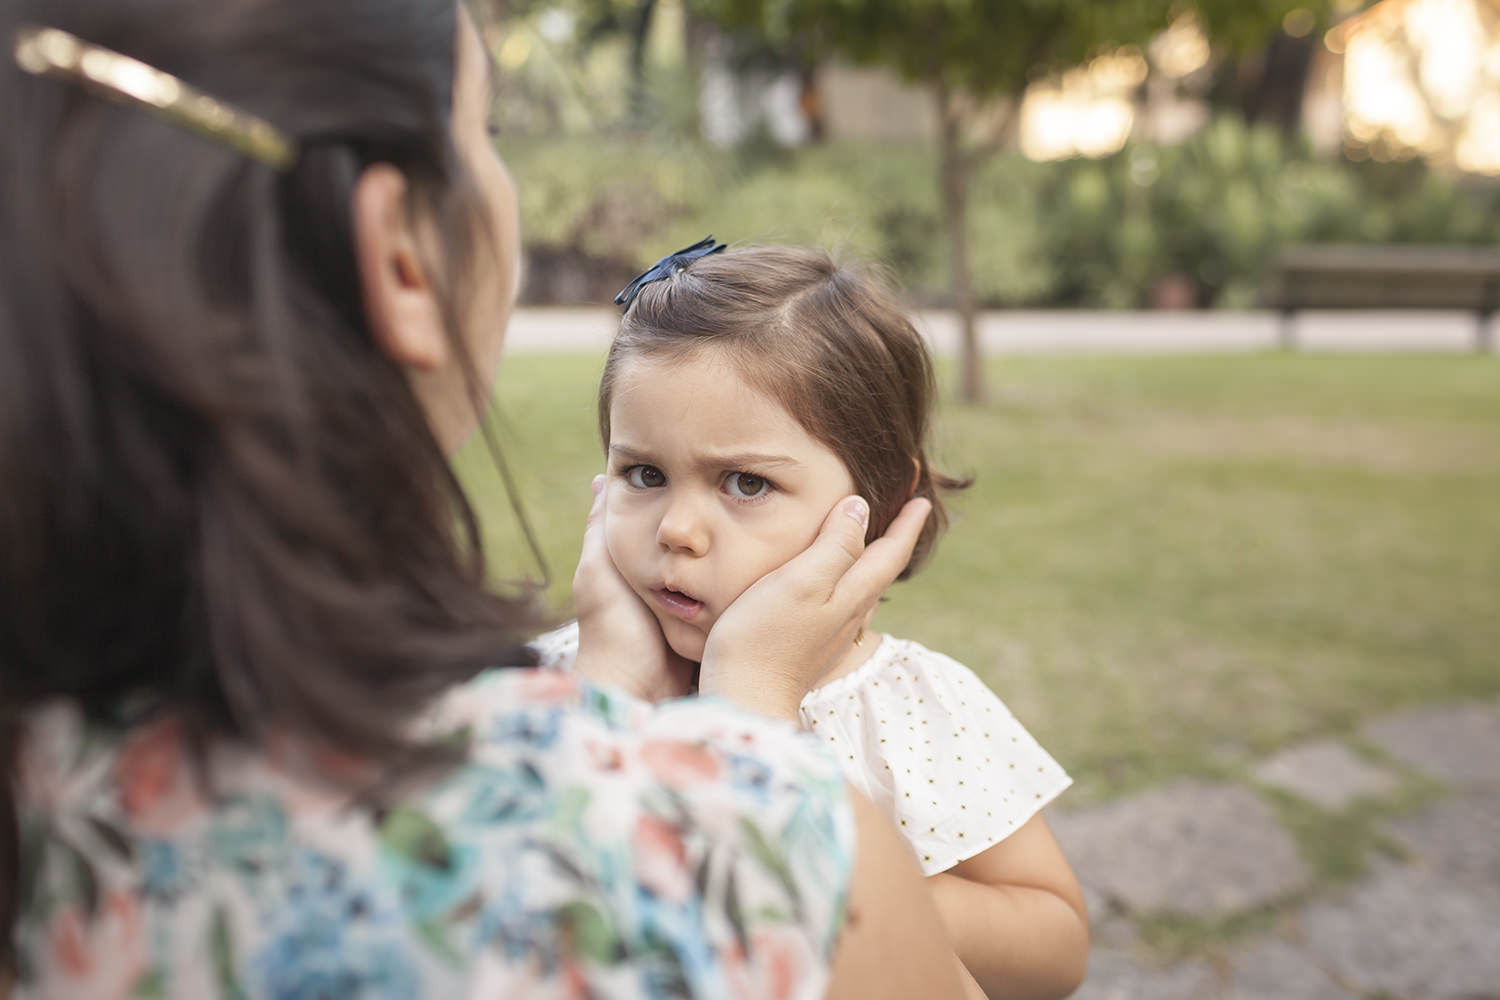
[797,636,1071,875]
[528,620,581,670]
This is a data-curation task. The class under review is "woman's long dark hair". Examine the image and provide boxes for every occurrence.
[0,0,539,953]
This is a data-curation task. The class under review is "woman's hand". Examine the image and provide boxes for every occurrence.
[572,476,697,700]
[698,495,932,721]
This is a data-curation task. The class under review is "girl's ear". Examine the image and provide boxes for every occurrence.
[352,163,449,372]
[908,456,922,498]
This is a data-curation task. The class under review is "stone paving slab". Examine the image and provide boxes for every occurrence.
[1080,883,1141,950]
[1299,860,1500,998]
[1051,780,1309,917]
[1252,739,1399,811]
[1071,949,1220,1000]
[1385,792,1500,884]
[1361,701,1500,788]
[1225,938,1352,999]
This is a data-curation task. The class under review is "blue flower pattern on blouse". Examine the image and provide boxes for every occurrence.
[12,668,854,999]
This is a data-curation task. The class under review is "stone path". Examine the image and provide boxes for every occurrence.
[1051,699,1500,1000]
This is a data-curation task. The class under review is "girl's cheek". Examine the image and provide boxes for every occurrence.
[602,518,634,565]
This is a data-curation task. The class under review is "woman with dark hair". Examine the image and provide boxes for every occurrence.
[0,1,964,995]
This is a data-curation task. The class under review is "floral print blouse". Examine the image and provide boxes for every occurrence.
[12,667,855,999]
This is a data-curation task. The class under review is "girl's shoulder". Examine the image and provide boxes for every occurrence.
[804,633,987,705]
[798,633,1071,875]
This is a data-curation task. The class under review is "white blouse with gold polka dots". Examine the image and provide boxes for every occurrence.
[530,623,1070,875]
[797,635,1071,875]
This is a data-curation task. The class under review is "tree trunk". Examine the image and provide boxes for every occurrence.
[1209,31,1316,136]
[1244,31,1317,135]
[936,80,983,403]
[628,0,659,129]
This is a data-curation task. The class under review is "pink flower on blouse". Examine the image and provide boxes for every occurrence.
[45,891,145,999]
[518,667,581,704]
[721,942,754,999]
[719,927,809,1000]
[640,740,722,788]
[751,925,812,1000]
[584,738,625,772]
[114,716,202,835]
[633,814,692,903]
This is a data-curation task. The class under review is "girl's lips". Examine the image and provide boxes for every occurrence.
[652,587,704,622]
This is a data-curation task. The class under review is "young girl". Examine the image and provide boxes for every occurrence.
[541,243,1089,998]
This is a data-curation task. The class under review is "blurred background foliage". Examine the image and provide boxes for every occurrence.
[471,0,1500,870]
[470,6,1500,945]
[486,0,1500,324]
[506,119,1500,308]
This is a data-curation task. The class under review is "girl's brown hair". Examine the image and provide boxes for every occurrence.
[598,245,970,579]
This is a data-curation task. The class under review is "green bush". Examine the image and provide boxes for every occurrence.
[1033,119,1500,308]
[503,136,722,265]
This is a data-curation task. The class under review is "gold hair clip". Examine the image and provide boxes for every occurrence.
[13,24,296,171]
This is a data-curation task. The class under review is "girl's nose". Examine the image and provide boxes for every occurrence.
[656,496,710,556]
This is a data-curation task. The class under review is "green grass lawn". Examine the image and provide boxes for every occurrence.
[457,353,1500,801]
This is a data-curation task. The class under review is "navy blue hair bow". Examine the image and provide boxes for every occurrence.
[613,235,727,309]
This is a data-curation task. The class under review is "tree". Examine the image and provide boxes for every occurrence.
[1200,3,1337,136]
[503,0,664,128]
[693,0,1328,401]
[692,1,1171,399]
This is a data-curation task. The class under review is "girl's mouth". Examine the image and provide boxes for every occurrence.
[651,587,704,622]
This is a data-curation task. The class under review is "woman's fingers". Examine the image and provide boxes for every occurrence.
[698,495,932,720]
[571,476,609,601]
[573,475,694,700]
[834,496,932,608]
[790,493,932,604]
[583,474,606,537]
[780,495,874,596]
[579,476,605,549]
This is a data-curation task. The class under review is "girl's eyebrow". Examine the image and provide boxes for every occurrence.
[608,444,658,466]
[609,443,801,470]
[702,452,802,470]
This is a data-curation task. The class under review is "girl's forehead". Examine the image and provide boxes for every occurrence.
[618,343,735,377]
[612,347,746,400]
[610,351,820,438]
[612,349,774,414]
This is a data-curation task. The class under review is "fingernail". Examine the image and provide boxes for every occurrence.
[843,496,869,527]
[592,475,605,497]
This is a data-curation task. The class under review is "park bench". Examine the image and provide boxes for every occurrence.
[1270,245,1500,352]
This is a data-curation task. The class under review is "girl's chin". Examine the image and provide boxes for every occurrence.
[660,622,707,663]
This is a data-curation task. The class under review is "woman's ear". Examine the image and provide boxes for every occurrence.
[908,456,922,498]
[352,164,449,372]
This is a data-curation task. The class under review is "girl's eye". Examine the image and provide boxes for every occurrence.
[724,472,771,499]
[625,465,665,489]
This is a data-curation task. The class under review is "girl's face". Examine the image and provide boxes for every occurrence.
[604,350,856,662]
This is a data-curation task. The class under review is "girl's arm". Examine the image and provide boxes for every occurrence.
[928,813,1090,1000]
[827,791,974,1000]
